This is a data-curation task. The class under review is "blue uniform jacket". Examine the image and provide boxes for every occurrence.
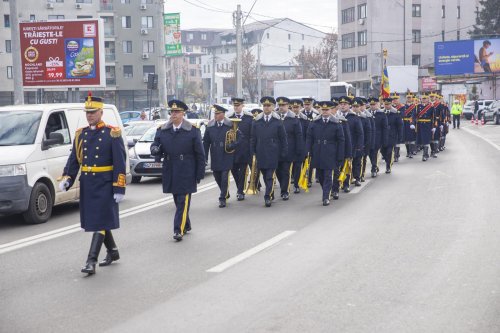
[371,110,389,150]
[344,112,364,158]
[203,118,239,172]
[306,116,345,170]
[151,120,205,194]
[228,110,253,164]
[250,112,288,170]
[359,111,373,155]
[278,111,304,162]
[416,103,436,145]
[402,103,417,142]
[386,108,404,146]
[337,114,353,159]
[63,122,127,232]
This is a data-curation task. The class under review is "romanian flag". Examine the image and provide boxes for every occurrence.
[381,49,390,98]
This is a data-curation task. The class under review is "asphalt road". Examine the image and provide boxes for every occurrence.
[1,125,500,333]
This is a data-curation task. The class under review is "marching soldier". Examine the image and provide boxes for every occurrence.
[291,99,309,193]
[438,94,450,151]
[301,97,319,120]
[275,97,304,200]
[416,93,436,161]
[430,92,443,158]
[402,92,417,158]
[150,100,206,241]
[203,105,240,208]
[382,97,404,173]
[358,98,373,182]
[227,97,253,201]
[368,97,389,177]
[60,94,127,275]
[391,93,405,162]
[332,100,352,199]
[250,97,288,207]
[339,96,364,190]
[306,101,345,206]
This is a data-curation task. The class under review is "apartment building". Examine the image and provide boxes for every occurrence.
[338,0,481,97]
[0,0,163,110]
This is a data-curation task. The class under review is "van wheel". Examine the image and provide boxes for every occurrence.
[22,182,53,224]
[131,176,142,183]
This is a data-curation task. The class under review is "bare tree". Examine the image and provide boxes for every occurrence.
[294,33,338,80]
[229,49,258,102]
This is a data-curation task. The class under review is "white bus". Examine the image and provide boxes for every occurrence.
[330,82,355,98]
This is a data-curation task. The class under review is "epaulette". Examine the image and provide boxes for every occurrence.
[108,126,121,138]
[75,127,84,136]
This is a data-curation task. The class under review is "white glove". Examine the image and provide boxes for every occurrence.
[440,125,443,130]
[114,193,125,203]
[410,124,415,130]
[58,181,69,192]
[431,128,436,133]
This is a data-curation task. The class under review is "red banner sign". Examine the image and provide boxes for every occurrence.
[20,19,104,88]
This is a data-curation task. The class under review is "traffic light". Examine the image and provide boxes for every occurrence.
[147,73,158,90]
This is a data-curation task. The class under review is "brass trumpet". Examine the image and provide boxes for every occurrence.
[245,155,259,195]
[225,118,241,153]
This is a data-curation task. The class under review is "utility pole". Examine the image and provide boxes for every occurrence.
[234,4,243,98]
[9,0,24,104]
[211,50,216,104]
[257,40,261,104]
[157,0,168,106]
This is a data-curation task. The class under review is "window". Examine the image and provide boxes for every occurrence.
[188,56,196,65]
[190,69,196,77]
[341,33,355,49]
[143,65,155,79]
[341,7,355,24]
[7,66,13,79]
[202,47,207,53]
[77,15,93,19]
[187,33,194,41]
[412,4,421,17]
[4,15,10,28]
[457,6,461,19]
[122,41,132,53]
[48,15,65,20]
[412,55,420,66]
[141,16,153,28]
[123,65,133,78]
[142,40,154,53]
[121,0,131,3]
[412,30,421,43]
[476,6,480,19]
[288,45,291,52]
[441,30,445,41]
[47,0,64,2]
[203,65,206,73]
[342,58,356,73]
[358,3,367,19]
[5,40,11,53]
[358,30,367,46]
[30,14,36,21]
[122,16,131,28]
[44,112,71,145]
[441,5,445,18]
[201,33,207,40]
[288,33,291,40]
[358,56,367,71]
[76,0,92,3]
[457,30,460,40]
[186,45,193,52]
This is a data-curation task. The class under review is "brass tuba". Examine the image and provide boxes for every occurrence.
[245,155,259,195]
[225,118,241,153]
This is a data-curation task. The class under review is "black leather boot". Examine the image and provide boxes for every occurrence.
[82,232,104,274]
[394,147,400,162]
[405,144,410,157]
[99,231,120,267]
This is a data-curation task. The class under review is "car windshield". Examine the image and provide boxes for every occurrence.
[0,111,43,146]
[186,112,199,119]
[139,126,159,142]
[126,123,153,136]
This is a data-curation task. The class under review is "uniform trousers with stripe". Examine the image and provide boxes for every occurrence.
[173,194,191,235]
[381,145,394,170]
[231,162,248,195]
[351,156,363,181]
[317,169,333,201]
[276,161,293,195]
[292,160,302,189]
[260,168,276,200]
[369,148,381,173]
[213,170,230,200]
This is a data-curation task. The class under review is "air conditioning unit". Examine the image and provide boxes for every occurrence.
[46,3,54,9]
[75,3,82,9]
[140,4,147,10]
[358,18,365,25]
[141,29,148,35]
[142,53,149,59]
[143,77,149,83]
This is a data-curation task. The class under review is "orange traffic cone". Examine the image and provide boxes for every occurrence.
[481,116,484,126]
[471,117,475,124]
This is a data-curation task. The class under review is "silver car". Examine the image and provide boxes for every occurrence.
[123,121,155,148]
[128,124,164,183]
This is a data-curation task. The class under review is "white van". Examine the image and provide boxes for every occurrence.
[0,103,130,224]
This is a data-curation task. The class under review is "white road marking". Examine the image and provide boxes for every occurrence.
[349,179,371,194]
[206,230,296,273]
[0,182,218,255]
[462,127,500,151]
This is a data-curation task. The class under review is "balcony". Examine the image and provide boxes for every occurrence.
[100,0,113,11]
[105,53,115,62]
[106,77,116,86]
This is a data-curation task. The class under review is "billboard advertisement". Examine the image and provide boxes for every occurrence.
[164,13,182,57]
[435,38,500,75]
[20,19,105,88]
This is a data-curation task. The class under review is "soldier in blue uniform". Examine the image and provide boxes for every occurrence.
[276,97,304,200]
[203,105,240,208]
[227,97,253,201]
[150,100,205,241]
[301,97,319,187]
[438,94,450,151]
[60,95,127,275]
[250,97,288,207]
[332,100,352,199]
[382,97,404,173]
[290,99,309,193]
[391,93,405,162]
[416,93,436,161]
[306,101,345,206]
[339,96,364,190]
[358,98,372,182]
[402,92,417,158]
[430,92,443,158]
[368,97,389,177]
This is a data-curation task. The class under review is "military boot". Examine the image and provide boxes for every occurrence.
[394,147,400,162]
[81,232,104,274]
[99,231,120,267]
[405,144,410,157]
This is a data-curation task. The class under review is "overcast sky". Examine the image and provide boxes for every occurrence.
[164,0,337,33]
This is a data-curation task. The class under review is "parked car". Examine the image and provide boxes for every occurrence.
[123,121,155,148]
[462,100,494,120]
[119,111,143,124]
[184,111,208,137]
[0,103,130,224]
[482,100,500,124]
[128,123,164,183]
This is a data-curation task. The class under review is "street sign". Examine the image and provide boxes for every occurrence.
[19,19,105,88]
[422,77,437,91]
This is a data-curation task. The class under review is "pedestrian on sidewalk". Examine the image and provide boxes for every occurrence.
[451,100,463,129]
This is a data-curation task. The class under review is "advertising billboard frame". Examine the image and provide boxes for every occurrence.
[164,13,182,57]
[19,19,105,89]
